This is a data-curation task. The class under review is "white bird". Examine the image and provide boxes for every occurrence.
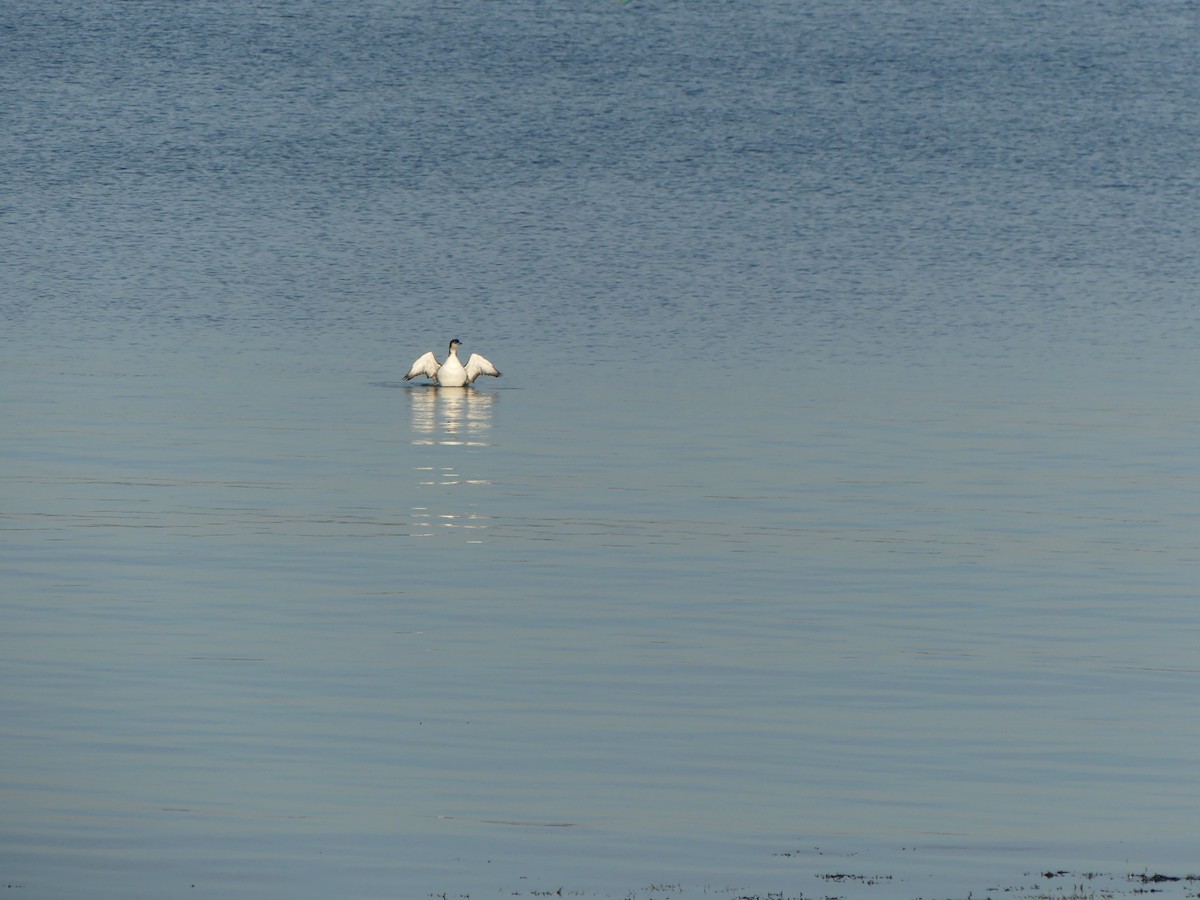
[404,339,501,387]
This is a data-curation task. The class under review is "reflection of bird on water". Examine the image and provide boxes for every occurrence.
[409,387,496,446]
[404,339,501,387]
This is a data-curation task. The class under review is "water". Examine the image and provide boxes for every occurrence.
[4,1,1200,897]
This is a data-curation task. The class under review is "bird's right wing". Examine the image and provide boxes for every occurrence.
[404,351,440,381]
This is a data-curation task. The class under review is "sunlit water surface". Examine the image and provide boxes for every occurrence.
[4,1,1200,897]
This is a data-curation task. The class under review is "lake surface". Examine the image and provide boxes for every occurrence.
[3,1,1200,897]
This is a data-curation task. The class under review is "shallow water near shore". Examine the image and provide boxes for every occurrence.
[4,0,1200,897]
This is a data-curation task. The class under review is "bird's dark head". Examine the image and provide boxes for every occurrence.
[449,339,462,351]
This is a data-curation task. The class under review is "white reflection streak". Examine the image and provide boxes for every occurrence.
[408,386,495,447]
[407,387,497,542]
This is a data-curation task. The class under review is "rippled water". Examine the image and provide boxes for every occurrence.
[4,1,1200,897]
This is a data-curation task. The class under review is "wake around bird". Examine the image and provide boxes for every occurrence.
[404,339,501,387]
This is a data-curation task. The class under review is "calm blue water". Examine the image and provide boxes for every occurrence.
[4,1,1200,897]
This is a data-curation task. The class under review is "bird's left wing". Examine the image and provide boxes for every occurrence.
[464,353,501,383]
[404,351,441,381]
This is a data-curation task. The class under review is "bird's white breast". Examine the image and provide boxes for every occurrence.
[437,353,468,387]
